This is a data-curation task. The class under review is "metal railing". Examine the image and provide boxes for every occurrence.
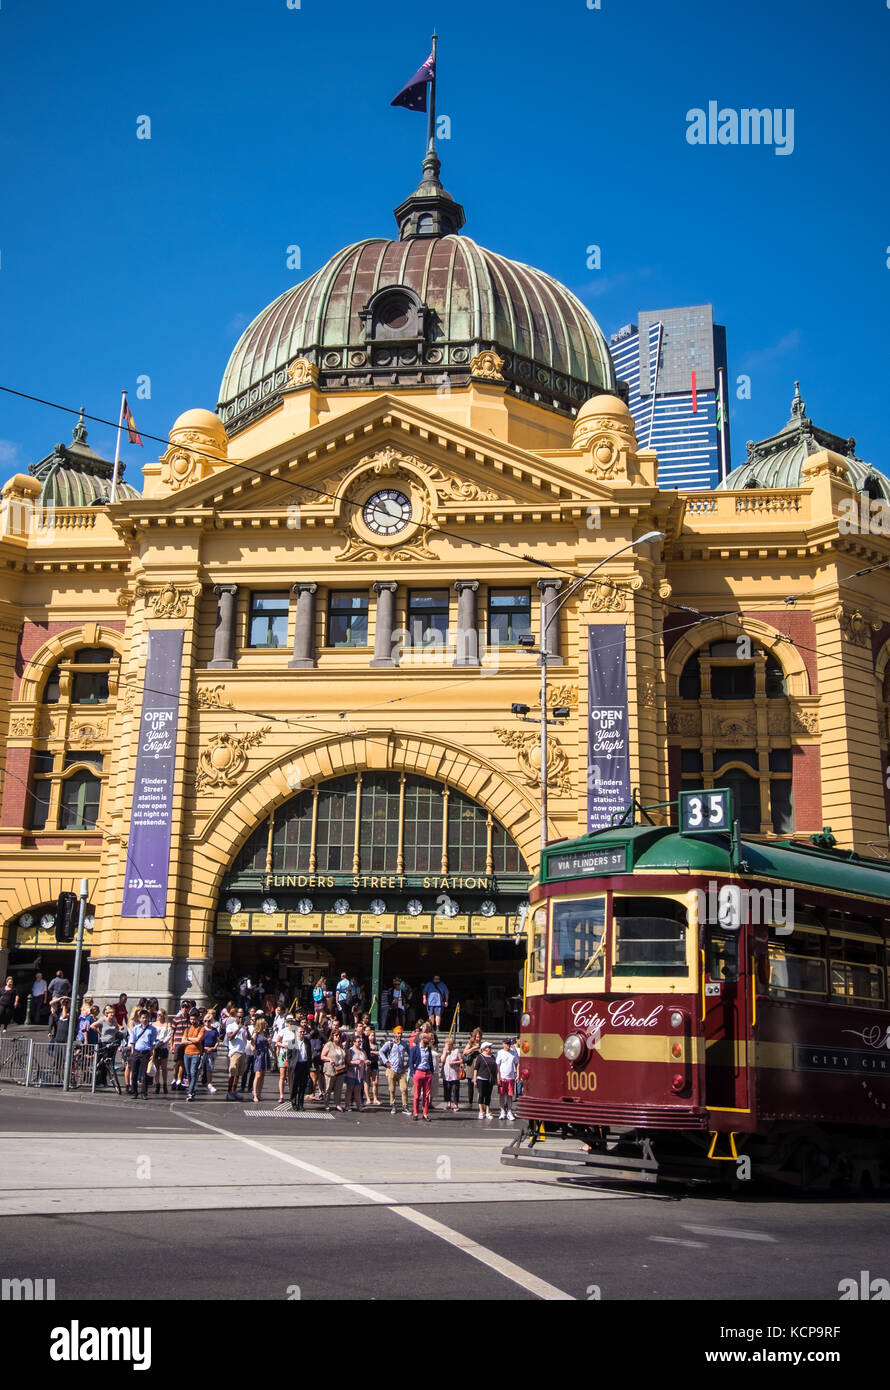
[0,1038,98,1091]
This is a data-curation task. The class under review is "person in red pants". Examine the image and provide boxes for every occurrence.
[409,1028,437,1122]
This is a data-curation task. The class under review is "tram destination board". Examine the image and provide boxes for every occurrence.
[546,846,627,879]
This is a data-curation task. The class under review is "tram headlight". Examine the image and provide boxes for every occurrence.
[563,1034,585,1062]
[521,1012,531,1029]
[670,1010,684,1029]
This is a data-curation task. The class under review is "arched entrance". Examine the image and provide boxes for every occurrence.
[213,771,531,1031]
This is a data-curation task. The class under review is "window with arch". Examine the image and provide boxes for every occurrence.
[672,635,794,836]
[26,645,118,832]
[227,772,526,878]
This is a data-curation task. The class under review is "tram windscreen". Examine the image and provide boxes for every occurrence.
[552,896,606,979]
[613,896,689,977]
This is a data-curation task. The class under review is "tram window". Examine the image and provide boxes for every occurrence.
[613,897,688,977]
[529,908,547,983]
[551,897,606,979]
[708,932,739,984]
[829,930,885,1008]
[768,927,826,1000]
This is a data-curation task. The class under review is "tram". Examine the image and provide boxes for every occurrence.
[503,789,890,1189]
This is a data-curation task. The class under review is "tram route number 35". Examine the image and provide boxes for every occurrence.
[566,1069,597,1092]
[679,787,732,836]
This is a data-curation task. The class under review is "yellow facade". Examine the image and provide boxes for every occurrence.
[3,349,890,1006]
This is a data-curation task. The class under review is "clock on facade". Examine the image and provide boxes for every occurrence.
[225,897,242,915]
[369,898,387,915]
[296,898,314,915]
[261,897,278,914]
[406,899,423,916]
[362,489,412,537]
[333,898,350,915]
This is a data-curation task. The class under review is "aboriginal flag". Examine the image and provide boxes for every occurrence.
[123,397,143,446]
[391,53,435,111]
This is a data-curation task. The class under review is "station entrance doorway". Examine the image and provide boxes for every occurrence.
[214,771,532,1032]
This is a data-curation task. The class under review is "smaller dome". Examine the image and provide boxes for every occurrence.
[721,383,890,499]
[573,392,636,450]
[575,393,634,426]
[26,411,140,506]
[171,408,226,437]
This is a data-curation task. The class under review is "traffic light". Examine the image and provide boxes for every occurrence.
[54,891,78,943]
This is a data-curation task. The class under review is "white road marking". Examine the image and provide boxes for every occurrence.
[178,1108,574,1300]
[650,1237,708,1249]
[682,1225,775,1242]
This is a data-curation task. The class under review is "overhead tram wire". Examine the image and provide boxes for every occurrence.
[0,384,586,579]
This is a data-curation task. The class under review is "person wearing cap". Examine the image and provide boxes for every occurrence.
[473,1042,498,1120]
[379,1026,410,1114]
[495,1038,520,1122]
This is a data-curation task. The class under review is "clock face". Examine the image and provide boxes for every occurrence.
[333,898,350,915]
[406,899,423,916]
[362,489,412,537]
[369,898,387,915]
[296,898,314,915]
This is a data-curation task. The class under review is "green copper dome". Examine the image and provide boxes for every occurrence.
[218,163,616,433]
[720,383,889,498]
[27,412,140,507]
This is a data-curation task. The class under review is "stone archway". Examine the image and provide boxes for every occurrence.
[188,729,541,963]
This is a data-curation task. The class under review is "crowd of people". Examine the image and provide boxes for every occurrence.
[59,990,521,1120]
[3,963,522,1121]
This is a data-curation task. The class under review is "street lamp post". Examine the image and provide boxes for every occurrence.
[515,532,665,855]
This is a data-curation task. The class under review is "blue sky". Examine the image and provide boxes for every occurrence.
[0,0,887,483]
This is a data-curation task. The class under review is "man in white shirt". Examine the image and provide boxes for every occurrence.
[225,1011,248,1101]
[495,1038,520,1121]
[289,1023,312,1110]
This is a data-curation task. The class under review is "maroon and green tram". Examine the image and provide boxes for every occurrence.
[506,803,890,1189]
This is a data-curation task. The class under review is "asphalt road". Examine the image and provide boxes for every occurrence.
[1,1087,888,1308]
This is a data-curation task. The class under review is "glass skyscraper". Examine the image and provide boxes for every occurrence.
[610,305,730,489]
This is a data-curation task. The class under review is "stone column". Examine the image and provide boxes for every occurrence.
[454,580,480,666]
[289,582,318,668]
[538,578,563,664]
[209,584,238,669]
[371,582,398,667]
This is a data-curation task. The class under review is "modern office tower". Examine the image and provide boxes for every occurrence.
[610,305,730,489]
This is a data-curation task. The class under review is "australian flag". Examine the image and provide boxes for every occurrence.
[391,53,435,111]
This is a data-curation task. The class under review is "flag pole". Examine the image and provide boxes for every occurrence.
[109,390,127,505]
[427,31,438,161]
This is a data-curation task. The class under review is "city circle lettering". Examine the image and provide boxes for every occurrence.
[571,998,664,1043]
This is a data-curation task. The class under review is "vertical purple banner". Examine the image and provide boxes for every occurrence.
[587,624,631,831]
[122,629,184,917]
